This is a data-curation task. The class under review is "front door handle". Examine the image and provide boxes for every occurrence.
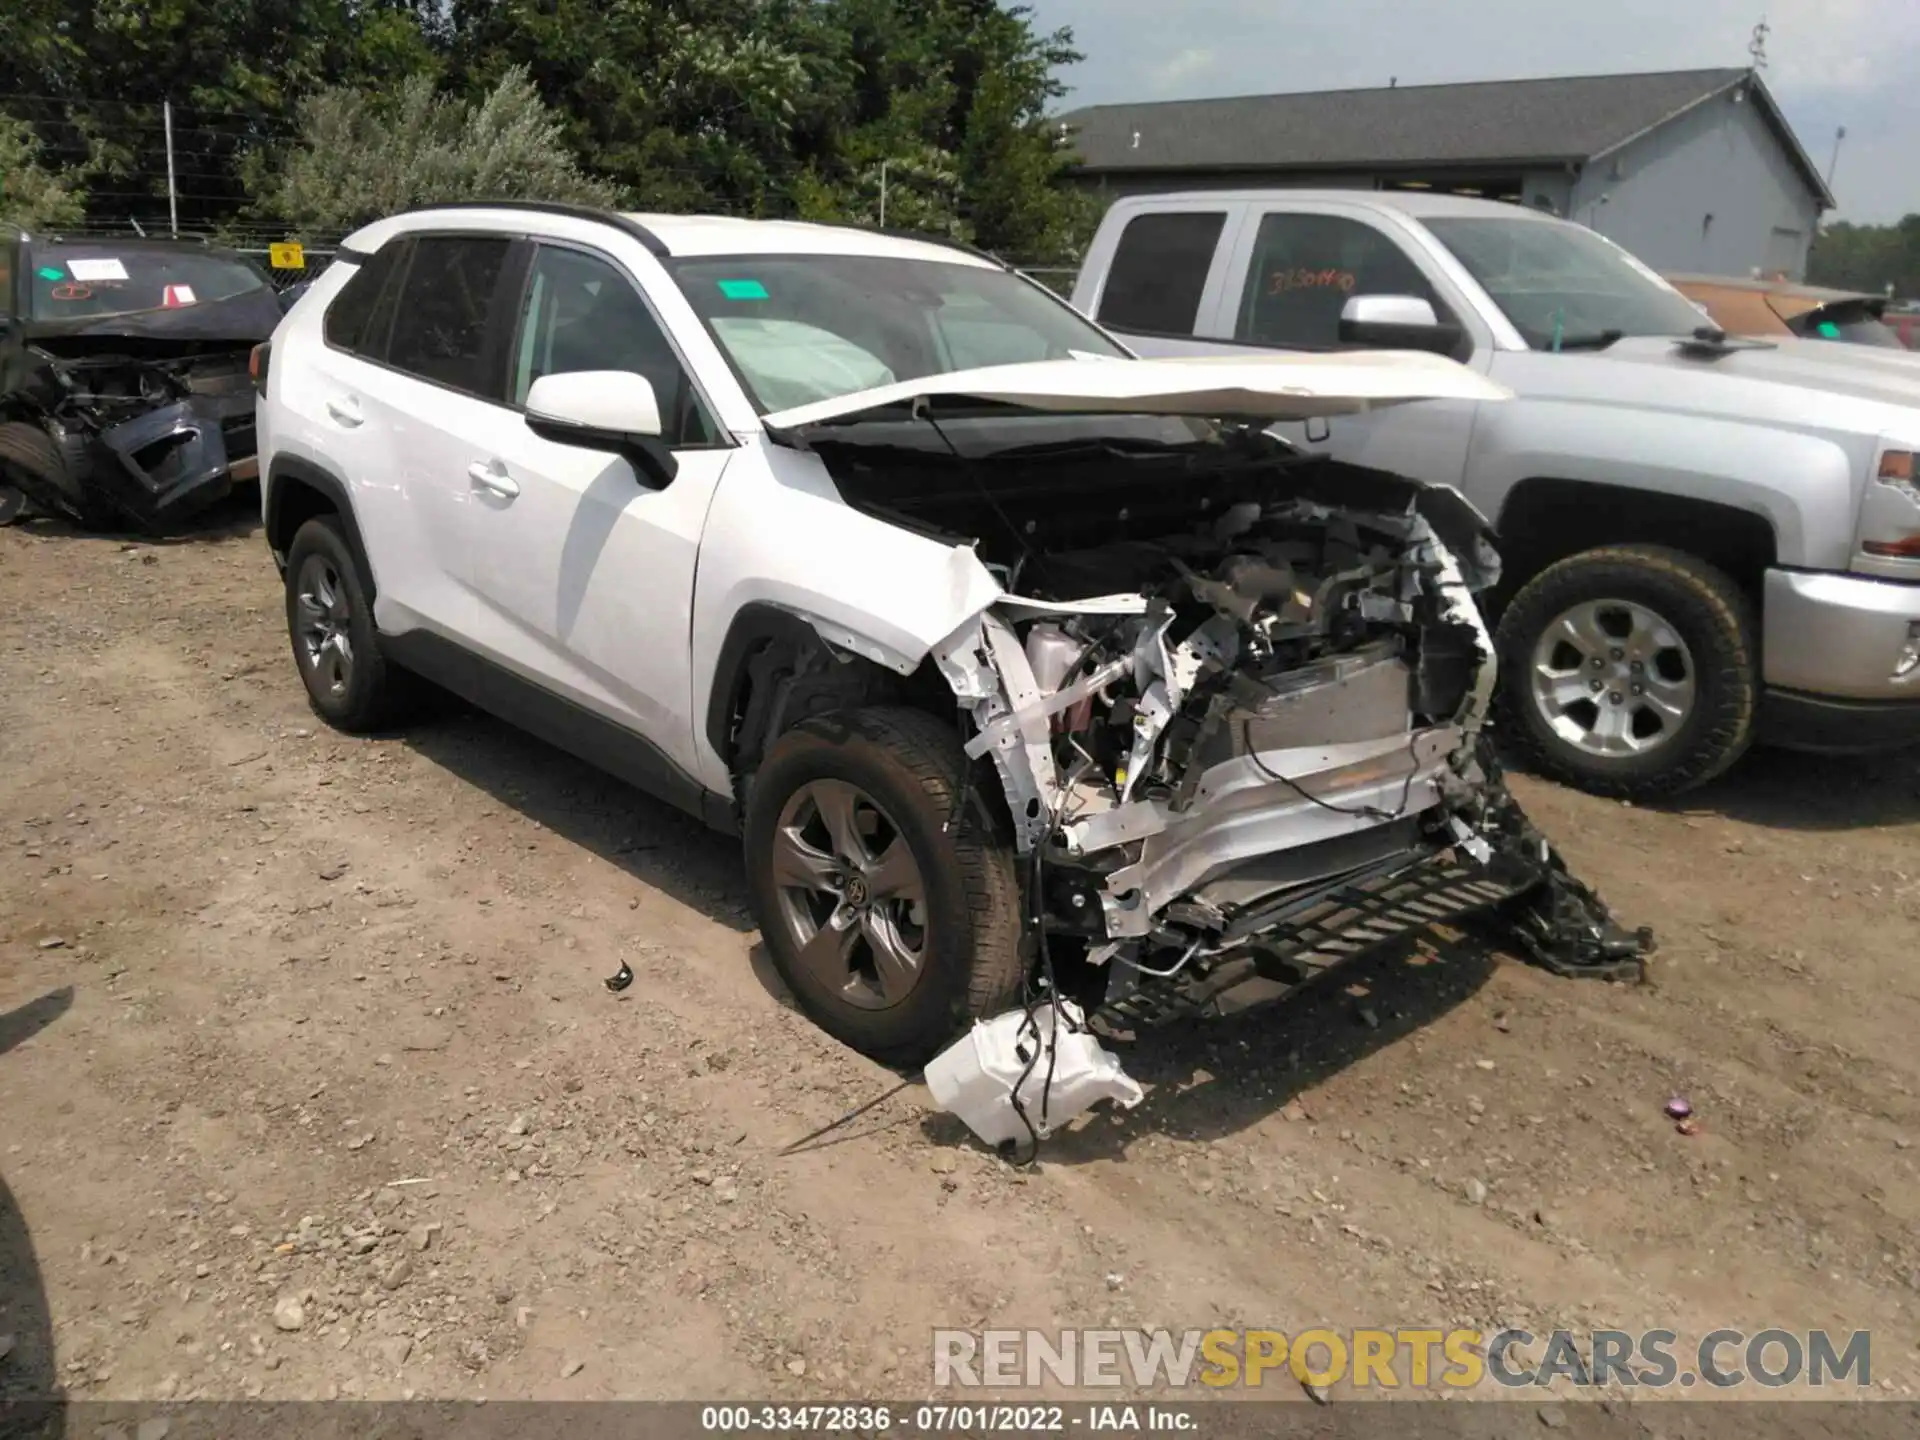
[325,395,363,428]
[467,460,520,499]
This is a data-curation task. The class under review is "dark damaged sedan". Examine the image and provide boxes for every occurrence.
[0,232,282,529]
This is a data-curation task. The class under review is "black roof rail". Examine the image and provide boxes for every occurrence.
[386,199,670,257]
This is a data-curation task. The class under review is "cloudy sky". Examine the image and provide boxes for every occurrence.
[1025,0,1920,224]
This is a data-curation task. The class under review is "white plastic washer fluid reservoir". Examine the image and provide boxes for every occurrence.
[923,1000,1145,1149]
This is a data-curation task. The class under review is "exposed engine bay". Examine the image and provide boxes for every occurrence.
[0,337,258,529]
[804,412,1651,1043]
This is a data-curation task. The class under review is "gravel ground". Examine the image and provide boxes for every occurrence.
[2,501,1918,1412]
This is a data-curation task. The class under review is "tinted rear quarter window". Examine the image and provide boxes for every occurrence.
[1095,211,1226,335]
[323,242,408,357]
[385,236,513,394]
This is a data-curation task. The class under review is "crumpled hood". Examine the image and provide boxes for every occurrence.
[762,351,1513,431]
[1496,335,1920,440]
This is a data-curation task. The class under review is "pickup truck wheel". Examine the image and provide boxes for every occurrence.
[1495,545,1756,798]
[745,707,1026,1068]
[284,516,424,733]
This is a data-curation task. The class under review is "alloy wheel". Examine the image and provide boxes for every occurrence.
[294,553,355,699]
[768,779,929,1011]
[1528,598,1696,757]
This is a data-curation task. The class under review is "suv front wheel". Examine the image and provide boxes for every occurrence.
[744,707,1027,1068]
[1495,544,1757,798]
[284,515,424,732]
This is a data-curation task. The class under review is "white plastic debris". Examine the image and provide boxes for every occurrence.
[924,999,1145,1148]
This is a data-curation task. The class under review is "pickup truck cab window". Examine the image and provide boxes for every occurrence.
[667,253,1124,414]
[1424,216,1708,349]
[1235,212,1451,349]
[1095,211,1227,336]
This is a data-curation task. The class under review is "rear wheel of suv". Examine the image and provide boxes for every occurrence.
[284,515,423,732]
[1495,544,1756,799]
[744,707,1027,1068]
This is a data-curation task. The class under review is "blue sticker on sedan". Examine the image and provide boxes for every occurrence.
[717,279,769,300]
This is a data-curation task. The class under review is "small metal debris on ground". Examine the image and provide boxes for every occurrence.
[604,959,634,992]
[1665,1096,1693,1120]
[1676,1117,1702,1137]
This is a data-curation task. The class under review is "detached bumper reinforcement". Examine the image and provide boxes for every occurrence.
[1096,837,1650,1031]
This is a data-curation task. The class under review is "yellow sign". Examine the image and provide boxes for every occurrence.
[269,242,306,270]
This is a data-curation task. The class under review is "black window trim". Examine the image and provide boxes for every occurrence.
[500,236,735,453]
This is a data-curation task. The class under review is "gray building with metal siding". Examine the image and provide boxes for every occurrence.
[1060,68,1833,279]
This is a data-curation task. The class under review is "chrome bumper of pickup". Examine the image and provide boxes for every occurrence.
[1762,568,1920,701]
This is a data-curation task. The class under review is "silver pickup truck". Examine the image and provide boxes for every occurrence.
[1070,190,1920,798]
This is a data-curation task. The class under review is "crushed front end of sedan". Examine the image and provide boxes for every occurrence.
[0,236,282,530]
[766,355,1652,1146]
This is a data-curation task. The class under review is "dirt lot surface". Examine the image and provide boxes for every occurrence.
[3,503,1918,1412]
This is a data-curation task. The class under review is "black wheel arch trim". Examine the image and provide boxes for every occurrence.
[266,455,378,601]
[702,601,847,766]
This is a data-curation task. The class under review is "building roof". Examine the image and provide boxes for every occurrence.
[1060,67,1833,207]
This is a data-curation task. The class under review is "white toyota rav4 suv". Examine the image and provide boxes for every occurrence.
[254,202,1648,1067]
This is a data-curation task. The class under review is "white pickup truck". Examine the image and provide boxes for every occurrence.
[1072,190,1920,797]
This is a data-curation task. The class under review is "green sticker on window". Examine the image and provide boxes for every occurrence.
[36,266,64,281]
[1816,321,1841,338]
[717,278,768,300]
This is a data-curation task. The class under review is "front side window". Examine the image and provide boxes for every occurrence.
[667,255,1125,414]
[1095,211,1226,336]
[1236,212,1448,349]
[385,236,512,394]
[1424,216,1709,349]
[511,245,718,446]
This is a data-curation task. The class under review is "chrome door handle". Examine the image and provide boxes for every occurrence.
[467,460,520,498]
[325,395,363,428]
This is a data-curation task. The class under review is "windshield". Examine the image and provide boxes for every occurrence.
[666,254,1128,414]
[1424,217,1710,349]
[27,245,270,323]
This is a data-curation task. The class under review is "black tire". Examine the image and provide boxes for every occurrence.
[283,515,424,732]
[744,706,1026,1068]
[0,421,113,528]
[1495,544,1757,799]
[0,484,25,525]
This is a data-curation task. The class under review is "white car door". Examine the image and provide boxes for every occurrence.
[456,240,734,778]
[351,232,522,642]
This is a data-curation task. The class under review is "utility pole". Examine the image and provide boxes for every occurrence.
[879,160,889,228]
[163,100,179,237]
[1826,125,1847,189]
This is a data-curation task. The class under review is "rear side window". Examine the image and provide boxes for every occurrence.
[385,236,513,394]
[1095,211,1226,335]
[323,242,407,357]
[1788,302,1906,349]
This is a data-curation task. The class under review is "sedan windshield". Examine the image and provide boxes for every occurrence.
[666,254,1128,414]
[28,245,271,323]
[1424,217,1711,350]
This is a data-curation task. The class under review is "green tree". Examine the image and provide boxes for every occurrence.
[1807,216,1920,300]
[0,114,87,229]
[255,66,617,232]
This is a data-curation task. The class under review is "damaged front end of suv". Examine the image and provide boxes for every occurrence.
[0,237,282,530]
[763,355,1650,1143]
